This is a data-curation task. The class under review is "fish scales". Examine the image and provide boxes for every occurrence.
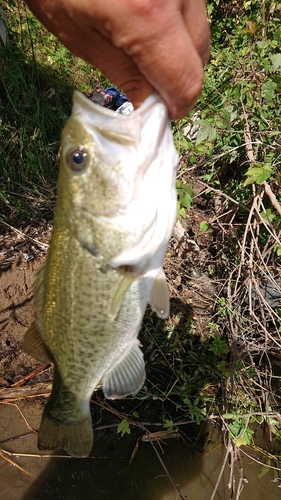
[24,91,178,457]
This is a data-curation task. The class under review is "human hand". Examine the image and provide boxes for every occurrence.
[25,0,210,119]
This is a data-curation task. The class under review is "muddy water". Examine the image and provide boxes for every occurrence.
[0,400,280,500]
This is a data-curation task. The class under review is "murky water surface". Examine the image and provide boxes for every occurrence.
[0,400,280,500]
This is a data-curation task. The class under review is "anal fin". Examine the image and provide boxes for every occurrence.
[23,321,51,363]
[149,268,170,319]
[103,342,145,399]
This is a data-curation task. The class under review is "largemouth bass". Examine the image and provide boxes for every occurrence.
[24,91,178,458]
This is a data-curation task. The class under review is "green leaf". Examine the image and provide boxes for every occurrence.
[262,79,277,100]
[243,1,252,9]
[229,421,241,436]
[117,419,131,437]
[260,208,276,223]
[258,464,270,479]
[199,221,210,232]
[177,183,193,214]
[236,360,244,371]
[222,413,235,419]
[195,121,217,145]
[178,206,186,218]
[195,143,208,153]
[182,192,193,210]
[274,244,281,257]
[234,427,254,447]
[195,126,209,144]
[256,41,269,49]
[244,165,272,186]
[216,360,230,377]
[164,419,174,431]
[270,53,281,72]
[178,135,192,154]
[209,336,230,356]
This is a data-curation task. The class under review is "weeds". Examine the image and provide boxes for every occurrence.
[174,0,281,494]
[0,0,105,224]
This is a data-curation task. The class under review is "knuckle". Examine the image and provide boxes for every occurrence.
[127,0,160,18]
[109,0,162,52]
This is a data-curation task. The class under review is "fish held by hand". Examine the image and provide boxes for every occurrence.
[24,91,178,457]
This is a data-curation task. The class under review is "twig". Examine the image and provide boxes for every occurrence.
[263,180,281,217]
[149,439,187,500]
[2,401,38,433]
[0,450,33,477]
[0,192,11,208]
[95,420,195,430]
[0,381,52,400]
[11,363,51,387]
[0,448,119,459]
[235,447,247,500]
[0,218,49,249]
[196,179,250,214]
[240,447,281,472]
[142,430,183,442]
[209,440,232,500]
[0,432,35,444]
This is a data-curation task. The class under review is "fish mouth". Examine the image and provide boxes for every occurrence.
[72,91,141,146]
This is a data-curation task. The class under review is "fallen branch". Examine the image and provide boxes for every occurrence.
[0,382,52,400]
[11,363,51,387]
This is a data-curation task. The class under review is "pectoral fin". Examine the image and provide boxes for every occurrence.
[110,273,135,321]
[23,321,51,363]
[149,268,170,319]
[103,342,145,399]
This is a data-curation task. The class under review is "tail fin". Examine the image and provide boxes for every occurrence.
[38,409,93,458]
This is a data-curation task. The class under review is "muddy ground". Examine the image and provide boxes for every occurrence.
[0,222,52,388]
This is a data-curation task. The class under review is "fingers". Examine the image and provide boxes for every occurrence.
[25,0,154,105]
[99,0,210,118]
[58,22,155,108]
[182,0,210,66]
[25,0,210,119]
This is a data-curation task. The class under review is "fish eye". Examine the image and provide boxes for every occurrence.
[67,146,88,172]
